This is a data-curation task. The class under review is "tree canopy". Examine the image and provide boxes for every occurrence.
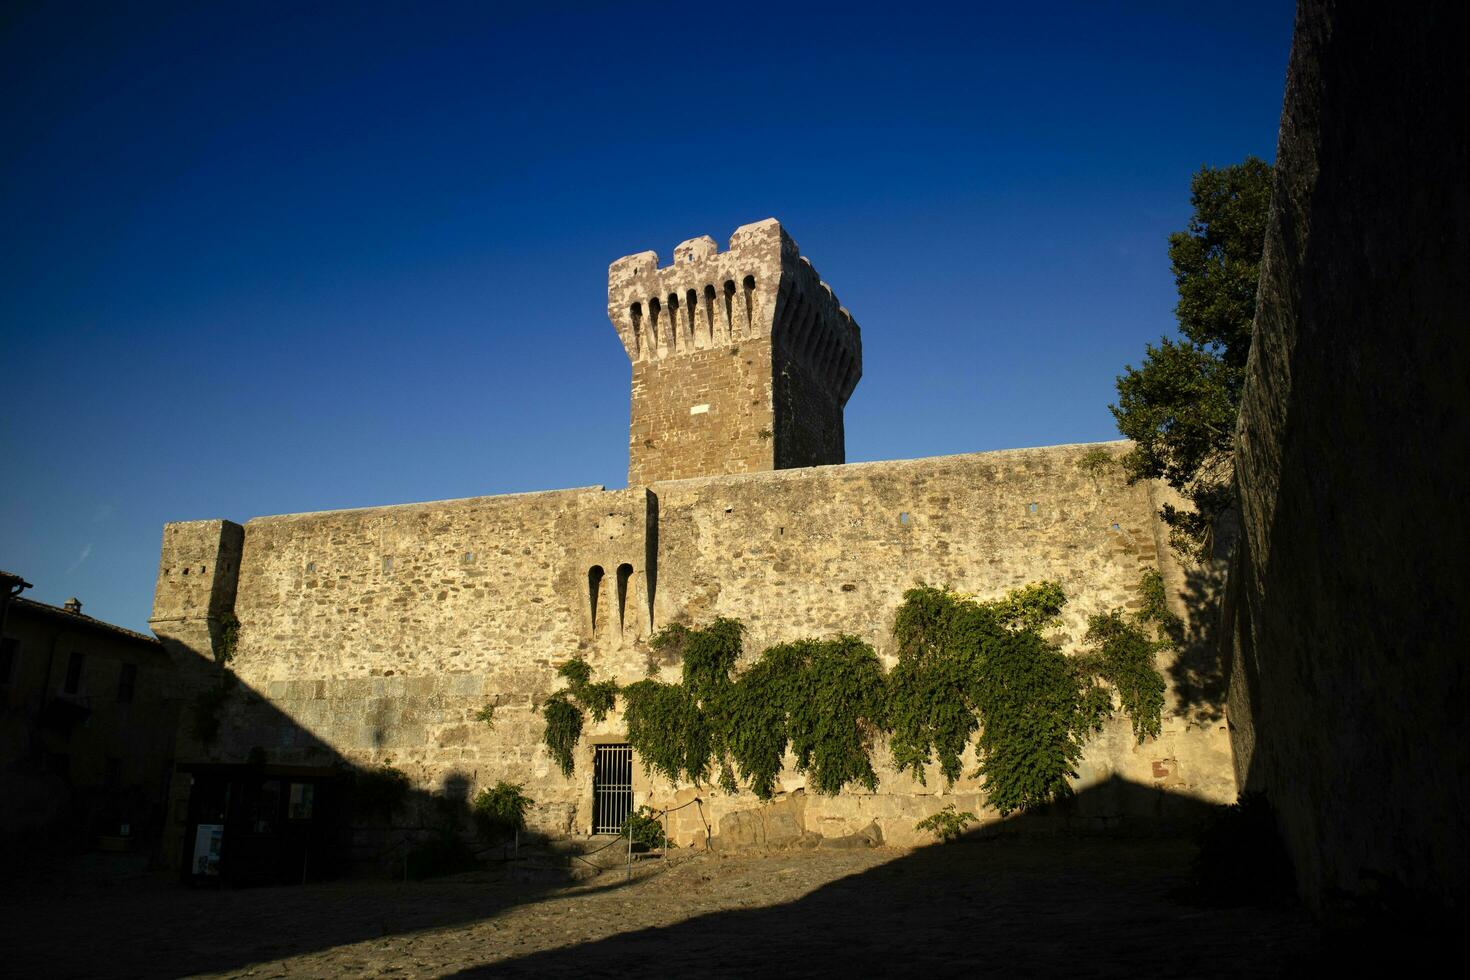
[1112,156,1274,557]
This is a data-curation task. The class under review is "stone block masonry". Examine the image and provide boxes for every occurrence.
[152,442,1233,846]
[609,219,861,485]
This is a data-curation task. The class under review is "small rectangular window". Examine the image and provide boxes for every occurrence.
[382,556,393,574]
[288,782,315,820]
[117,663,137,703]
[0,637,17,686]
[63,651,85,695]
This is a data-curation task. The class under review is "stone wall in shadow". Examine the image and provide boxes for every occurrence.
[1225,1,1470,912]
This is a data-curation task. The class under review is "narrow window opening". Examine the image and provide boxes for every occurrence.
[649,297,662,353]
[668,293,681,351]
[463,551,474,563]
[742,275,756,333]
[1111,522,1121,531]
[899,512,910,525]
[182,568,189,576]
[1027,502,1039,515]
[200,565,208,575]
[588,565,605,629]
[306,561,316,574]
[63,651,85,695]
[117,662,137,704]
[382,556,393,574]
[616,563,633,629]
[686,289,699,345]
[723,281,736,337]
[704,284,717,344]
[629,302,643,357]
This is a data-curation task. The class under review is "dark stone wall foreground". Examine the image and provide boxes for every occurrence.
[1226,0,1470,911]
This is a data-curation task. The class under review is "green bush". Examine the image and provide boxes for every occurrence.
[620,805,670,849]
[471,781,533,841]
[915,803,977,843]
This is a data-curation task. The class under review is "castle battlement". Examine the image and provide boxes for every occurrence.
[609,219,863,485]
[607,219,860,400]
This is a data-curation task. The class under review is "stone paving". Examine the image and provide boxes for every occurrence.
[7,837,1325,978]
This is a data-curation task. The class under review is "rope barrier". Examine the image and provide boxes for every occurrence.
[367,795,713,882]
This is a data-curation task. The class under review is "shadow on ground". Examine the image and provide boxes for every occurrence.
[3,780,1328,978]
[450,779,1322,978]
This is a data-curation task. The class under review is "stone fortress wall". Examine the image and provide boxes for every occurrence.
[152,220,1234,851]
[152,446,1232,849]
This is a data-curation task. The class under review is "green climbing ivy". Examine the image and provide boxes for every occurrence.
[540,579,1168,820]
[621,676,714,786]
[212,612,240,666]
[539,657,620,777]
[627,623,888,799]
[1074,570,1177,742]
[888,578,1168,816]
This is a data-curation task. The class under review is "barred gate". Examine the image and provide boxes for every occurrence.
[592,744,633,834]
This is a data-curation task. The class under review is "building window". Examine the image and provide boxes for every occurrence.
[588,565,605,629]
[63,651,85,695]
[117,663,137,703]
[0,637,17,686]
[616,563,634,628]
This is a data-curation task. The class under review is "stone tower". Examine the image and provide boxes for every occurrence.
[607,219,861,485]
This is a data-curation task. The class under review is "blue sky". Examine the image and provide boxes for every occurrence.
[0,1,1294,630]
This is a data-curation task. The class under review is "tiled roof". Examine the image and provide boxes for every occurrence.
[9,597,162,647]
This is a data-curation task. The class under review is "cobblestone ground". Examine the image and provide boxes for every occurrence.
[7,837,1324,978]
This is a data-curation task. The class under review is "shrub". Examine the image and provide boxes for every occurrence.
[471,781,533,841]
[620,805,670,849]
[915,803,977,843]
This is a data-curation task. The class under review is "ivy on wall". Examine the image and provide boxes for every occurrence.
[540,657,619,777]
[541,575,1171,817]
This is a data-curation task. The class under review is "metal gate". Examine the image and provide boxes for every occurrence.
[592,744,633,834]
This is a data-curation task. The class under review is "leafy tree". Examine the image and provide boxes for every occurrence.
[1112,157,1273,557]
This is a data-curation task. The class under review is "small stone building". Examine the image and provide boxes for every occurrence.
[150,221,1235,865]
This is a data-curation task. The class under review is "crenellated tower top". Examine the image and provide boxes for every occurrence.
[607,219,862,485]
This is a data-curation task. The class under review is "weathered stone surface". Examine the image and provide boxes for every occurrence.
[1224,0,1470,911]
[150,439,1232,849]
[609,220,860,485]
[713,793,813,853]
